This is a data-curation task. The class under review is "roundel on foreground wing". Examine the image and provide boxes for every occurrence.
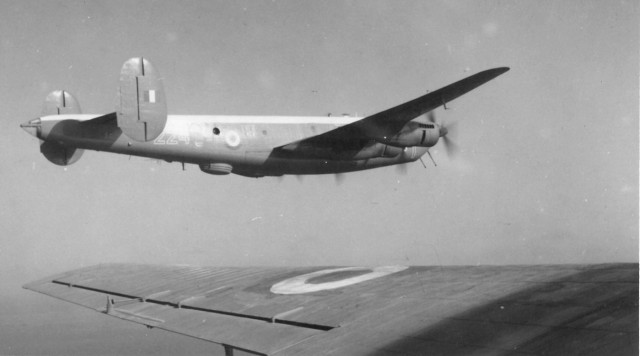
[270,266,408,294]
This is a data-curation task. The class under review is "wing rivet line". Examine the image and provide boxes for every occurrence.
[141,289,172,302]
[106,295,113,314]
[271,307,304,323]
[176,286,230,308]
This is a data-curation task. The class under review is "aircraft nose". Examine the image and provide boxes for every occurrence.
[20,118,41,137]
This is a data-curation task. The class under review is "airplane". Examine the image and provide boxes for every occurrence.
[21,58,509,178]
[24,263,638,355]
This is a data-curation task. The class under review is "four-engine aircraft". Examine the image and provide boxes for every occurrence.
[21,58,508,177]
[19,59,638,355]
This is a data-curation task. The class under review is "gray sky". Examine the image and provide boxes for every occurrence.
[0,0,637,354]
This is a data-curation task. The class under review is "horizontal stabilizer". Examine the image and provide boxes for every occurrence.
[116,57,167,142]
[78,112,117,126]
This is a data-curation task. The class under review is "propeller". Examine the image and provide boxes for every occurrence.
[395,163,408,175]
[427,111,437,124]
[441,122,459,158]
[427,111,459,159]
[395,147,412,174]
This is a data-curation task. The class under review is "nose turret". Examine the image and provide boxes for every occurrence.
[20,118,41,138]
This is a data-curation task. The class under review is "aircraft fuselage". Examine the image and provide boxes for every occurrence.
[33,114,426,177]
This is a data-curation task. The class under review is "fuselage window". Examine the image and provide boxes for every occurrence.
[262,130,268,135]
[213,127,220,135]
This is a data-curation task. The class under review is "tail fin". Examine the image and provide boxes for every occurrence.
[42,90,82,116]
[39,90,84,165]
[116,57,167,142]
[40,141,83,166]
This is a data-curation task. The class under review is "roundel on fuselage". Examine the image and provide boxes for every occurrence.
[225,130,241,148]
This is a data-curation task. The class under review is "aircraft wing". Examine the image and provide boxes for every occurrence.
[278,67,509,153]
[24,263,637,355]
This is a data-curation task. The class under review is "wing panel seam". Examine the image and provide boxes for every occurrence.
[50,280,334,331]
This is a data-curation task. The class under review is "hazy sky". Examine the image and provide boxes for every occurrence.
[0,0,637,355]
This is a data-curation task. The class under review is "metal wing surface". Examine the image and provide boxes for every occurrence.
[24,263,637,355]
[278,67,509,153]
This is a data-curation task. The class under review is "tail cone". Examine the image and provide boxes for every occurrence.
[20,118,41,138]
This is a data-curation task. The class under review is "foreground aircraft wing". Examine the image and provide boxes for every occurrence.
[24,263,637,355]
[278,67,509,153]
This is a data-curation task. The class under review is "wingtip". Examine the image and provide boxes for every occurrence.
[474,67,510,78]
[22,280,38,290]
[482,66,510,79]
[22,275,53,290]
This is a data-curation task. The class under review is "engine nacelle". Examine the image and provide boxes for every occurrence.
[380,144,404,157]
[384,123,440,148]
[335,142,404,160]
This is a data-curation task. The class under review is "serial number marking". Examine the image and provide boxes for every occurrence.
[153,133,190,145]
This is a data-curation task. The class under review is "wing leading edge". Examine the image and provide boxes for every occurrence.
[24,263,637,355]
[278,67,509,152]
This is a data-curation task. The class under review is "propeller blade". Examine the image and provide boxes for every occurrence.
[445,121,458,138]
[395,163,408,175]
[443,136,459,158]
[427,111,437,123]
